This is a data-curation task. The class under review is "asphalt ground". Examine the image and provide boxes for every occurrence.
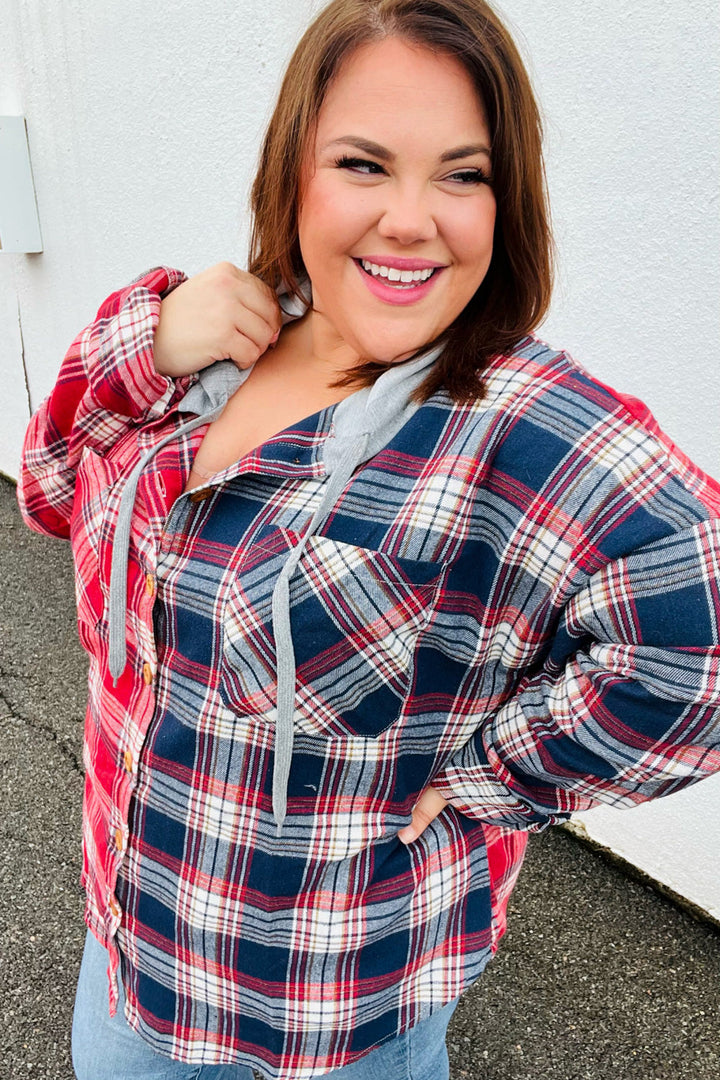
[1,472,719,1080]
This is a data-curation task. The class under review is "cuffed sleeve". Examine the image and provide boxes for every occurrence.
[17,266,189,538]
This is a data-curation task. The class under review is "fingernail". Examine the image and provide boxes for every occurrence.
[398,827,416,845]
[269,330,280,345]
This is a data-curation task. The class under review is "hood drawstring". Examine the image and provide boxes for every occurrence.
[268,346,445,831]
[108,411,222,684]
[270,432,370,832]
[105,276,444,829]
[108,360,249,684]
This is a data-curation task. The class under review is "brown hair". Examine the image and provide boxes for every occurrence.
[248,0,553,403]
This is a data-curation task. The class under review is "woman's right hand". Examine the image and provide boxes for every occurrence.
[153,262,283,377]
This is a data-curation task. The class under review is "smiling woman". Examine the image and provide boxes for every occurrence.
[250,0,552,404]
[296,38,497,364]
[15,1,720,1080]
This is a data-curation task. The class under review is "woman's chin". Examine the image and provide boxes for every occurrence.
[305,300,442,367]
[353,332,438,366]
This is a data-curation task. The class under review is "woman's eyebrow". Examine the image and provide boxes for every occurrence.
[323,135,492,161]
[439,143,492,162]
[322,136,394,160]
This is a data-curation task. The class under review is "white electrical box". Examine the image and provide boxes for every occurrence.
[0,116,43,253]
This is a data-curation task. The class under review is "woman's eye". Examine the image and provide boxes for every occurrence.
[446,168,492,185]
[334,155,386,175]
[332,156,492,185]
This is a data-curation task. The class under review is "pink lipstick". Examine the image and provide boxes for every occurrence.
[353,257,445,306]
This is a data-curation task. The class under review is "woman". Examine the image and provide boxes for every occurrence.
[18,1,720,1078]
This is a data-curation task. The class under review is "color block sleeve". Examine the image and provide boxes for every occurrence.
[432,519,720,831]
[17,266,189,539]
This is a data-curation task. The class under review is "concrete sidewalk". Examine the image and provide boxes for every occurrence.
[1,473,718,1080]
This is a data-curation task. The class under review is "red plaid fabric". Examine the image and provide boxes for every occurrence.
[18,268,720,1078]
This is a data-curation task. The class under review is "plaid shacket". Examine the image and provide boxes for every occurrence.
[18,267,720,1078]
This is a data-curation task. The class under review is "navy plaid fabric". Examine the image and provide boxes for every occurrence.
[18,269,720,1078]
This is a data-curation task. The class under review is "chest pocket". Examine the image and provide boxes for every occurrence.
[220,533,444,739]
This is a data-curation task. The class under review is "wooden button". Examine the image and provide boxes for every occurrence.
[189,488,211,503]
[142,662,154,685]
[145,573,156,597]
[123,750,134,773]
[114,828,124,851]
[109,896,121,918]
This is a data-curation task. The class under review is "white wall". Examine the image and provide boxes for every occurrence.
[498,0,720,479]
[1,0,322,470]
[2,0,719,913]
[493,0,720,918]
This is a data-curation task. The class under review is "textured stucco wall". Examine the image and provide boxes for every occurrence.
[2,0,719,912]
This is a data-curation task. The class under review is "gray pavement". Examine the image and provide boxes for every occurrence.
[1,473,719,1080]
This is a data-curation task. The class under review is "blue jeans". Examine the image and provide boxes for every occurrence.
[72,931,457,1080]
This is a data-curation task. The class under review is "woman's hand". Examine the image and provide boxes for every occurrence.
[397,786,448,844]
[153,262,283,377]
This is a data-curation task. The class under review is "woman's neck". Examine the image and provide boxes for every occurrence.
[280,310,364,381]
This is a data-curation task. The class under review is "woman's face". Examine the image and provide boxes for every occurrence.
[297,36,496,364]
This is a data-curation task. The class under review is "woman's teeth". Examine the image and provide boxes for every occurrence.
[360,259,437,287]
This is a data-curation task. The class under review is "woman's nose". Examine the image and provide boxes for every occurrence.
[376,185,438,245]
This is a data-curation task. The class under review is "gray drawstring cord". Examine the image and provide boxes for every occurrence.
[270,434,370,832]
[107,359,250,683]
[108,408,224,683]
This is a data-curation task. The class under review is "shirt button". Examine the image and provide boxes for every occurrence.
[109,896,121,918]
[114,828,124,851]
[189,487,211,503]
[142,662,154,685]
[123,750,134,773]
[145,572,156,597]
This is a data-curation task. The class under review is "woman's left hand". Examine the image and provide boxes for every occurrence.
[397,787,448,844]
